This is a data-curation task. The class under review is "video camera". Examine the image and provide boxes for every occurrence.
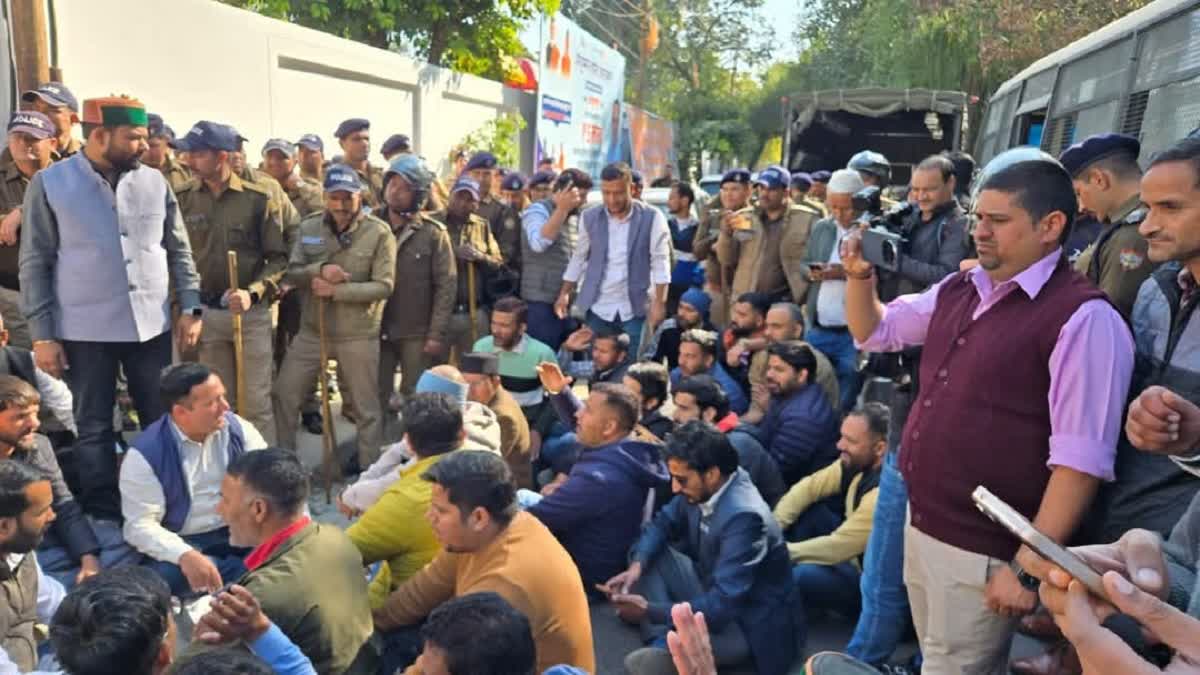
[851,186,915,272]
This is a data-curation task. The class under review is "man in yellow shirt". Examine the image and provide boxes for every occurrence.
[774,402,889,629]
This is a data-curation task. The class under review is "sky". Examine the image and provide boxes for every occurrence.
[761,0,803,64]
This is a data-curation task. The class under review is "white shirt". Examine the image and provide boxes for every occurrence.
[562,203,672,322]
[0,554,64,675]
[119,415,267,564]
[816,224,854,327]
[33,367,75,434]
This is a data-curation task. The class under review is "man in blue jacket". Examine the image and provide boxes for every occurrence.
[524,382,668,591]
[762,341,839,485]
[668,328,749,415]
[604,421,795,675]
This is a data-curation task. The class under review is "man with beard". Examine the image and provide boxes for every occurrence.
[143,114,190,192]
[472,296,556,427]
[0,459,63,672]
[643,287,713,370]
[741,303,839,424]
[20,95,202,521]
[557,325,630,384]
[296,134,325,184]
[521,169,590,350]
[334,119,384,210]
[669,329,748,415]
[721,291,770,371]
[761,341,839,485]
[273,165,396,472]
[606,421,795,675]
[0,112,57,350]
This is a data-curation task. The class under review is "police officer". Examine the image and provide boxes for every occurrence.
[260,138,323,217]
[1058,133,1154,318]
[144,114,190,192]
[377,155,456,409]
[0,112,57,349]
[501,172,530,214]
[334,118,384,210]
[20,82,82,160]
[434,176,505,359]
[297,133,325,183]
[791,171,828,217]
[467,152,522,274]
[848,150,897,210]
[528,170,555,203]
[173,122,287,442]
[694,168,754,327]
[272,164,396,470]
[380,133,411,162]
[809,170,831,204]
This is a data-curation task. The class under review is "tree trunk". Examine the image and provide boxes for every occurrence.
[426,21,449,66]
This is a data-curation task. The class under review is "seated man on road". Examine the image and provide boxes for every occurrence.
[721,291,771,375]
[774,403,888,642]
[604,421,796,675]
[521,380,668,591]
[338,365,500,515]
[411,593,537,675]
[348,393,470,608]
[672,374,784,506]
[373,451,595,675]
[761,341,839,485]
[642,287,714,371]
[623,360,674,442]
[557,325,631,385]
[742,302,839,423]
[0,311,76,448]
[669,328,749,415]
[461,353,533,490]
[120,363,267,596]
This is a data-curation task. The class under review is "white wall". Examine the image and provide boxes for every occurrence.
[51,0,530,174]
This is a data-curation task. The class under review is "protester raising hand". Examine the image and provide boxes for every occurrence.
[666,603,718,675]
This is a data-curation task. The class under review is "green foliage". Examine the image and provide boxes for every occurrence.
[459,112,527,167]
[222,0,560,79]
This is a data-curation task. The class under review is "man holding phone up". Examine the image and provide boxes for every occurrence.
[842,148,1134,674]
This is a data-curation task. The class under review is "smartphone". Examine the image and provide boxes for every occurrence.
[972,486,1109,600]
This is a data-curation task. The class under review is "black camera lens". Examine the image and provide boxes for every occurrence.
[882,240,896,266]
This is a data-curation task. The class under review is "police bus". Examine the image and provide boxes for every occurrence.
[977,0,1200,167]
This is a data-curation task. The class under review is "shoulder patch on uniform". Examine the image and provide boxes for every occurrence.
[301,235,325,245]
[1119,248,1145,270]
[1124,207,1147,224]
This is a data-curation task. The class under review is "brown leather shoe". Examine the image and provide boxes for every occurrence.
[1009,641,1081,675]
[1018,609,1063,640]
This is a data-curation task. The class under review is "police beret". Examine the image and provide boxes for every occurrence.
[810,170,832,183]
[501,173,527,191]
[297,134,324,152]
[1058,133,1141,177]
[465,152,498,172]
[721,168,751,185]
[380,133,411,157]
[790,172,813,189]
[460,352,500,375]
[755,165,790,190]
[334,118,370,139]
[323,164,363,193]
[529,170,556,187]
[22,82,78,112]
[170,121,238,153]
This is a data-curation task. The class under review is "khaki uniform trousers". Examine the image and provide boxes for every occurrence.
[0,287,31,349]
[274,329,382,467]
[903,515,1018,675]
[199,305,275,444]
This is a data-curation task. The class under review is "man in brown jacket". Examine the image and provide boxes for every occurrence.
[272,165,396,469]
[694,169,754,327]
[378,156,456,409]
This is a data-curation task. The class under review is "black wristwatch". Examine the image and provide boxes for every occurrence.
[1012,562,1040,592]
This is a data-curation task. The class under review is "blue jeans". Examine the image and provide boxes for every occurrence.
[586,310,645,357]
[38,517,143,589]
[806,326,862,413]
[144,527,249,597]
[846,450,913,665]
[526,301,569,351]
[793,561,862,650]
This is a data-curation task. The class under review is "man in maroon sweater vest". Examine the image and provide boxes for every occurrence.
[841,149,1135,675]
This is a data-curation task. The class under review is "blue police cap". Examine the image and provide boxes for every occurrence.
[380,133,411,157]
[1058,133,1141,177]
[755,165,790,190]
[790,172,813,189]
[810,170,832,183]
[464,151,498,171]
[452,176,482,200]
[21,82,78,112]
[631,170,644,185]
[721,168,751,185]
[528,170,556,187]
[501,172,527,191]
[261,138,295,158]
[170,121,239,152]
[7,111,55,140]
[323,164,363,193]
[334,118,370,139]
[297,134,323,152]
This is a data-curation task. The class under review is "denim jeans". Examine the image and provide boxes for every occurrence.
[846,450,913,665]
[586,310,646,358]
[143,527,249,597]
[794,560,862,651]
[806,326,862,413]
[37,516,143,589]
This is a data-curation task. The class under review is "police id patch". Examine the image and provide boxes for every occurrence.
[1119,248,1145,270]
[301,236,325,245]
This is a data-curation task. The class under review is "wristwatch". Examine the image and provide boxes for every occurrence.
[1011,562,1040,592]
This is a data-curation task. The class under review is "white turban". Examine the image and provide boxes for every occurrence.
[827,168,865,195]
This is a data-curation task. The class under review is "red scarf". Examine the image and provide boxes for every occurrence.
[715,412,740,433]
[244,516,311,571]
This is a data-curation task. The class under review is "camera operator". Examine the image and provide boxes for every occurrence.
[848,151,897,211]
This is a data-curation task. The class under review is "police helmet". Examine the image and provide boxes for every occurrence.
[384,155,435,213]
[847,151,892,184]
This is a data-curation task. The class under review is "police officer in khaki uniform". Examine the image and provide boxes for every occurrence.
[273,164,397,469]
[380,133,411,163]
[297,133,325,184]
[260,138,323,217]
[467,152,522,274]
[790,172,829,218]
[695,169,755,327]
[144,114,191,192]
[0,112,57,349]
[1059,133,1155,319]
[172,121,288,442]
[378,155,456,410]
[848,150,897,211]
[334,118,385,210]
[20,83,82,161]
[433,176,505,359]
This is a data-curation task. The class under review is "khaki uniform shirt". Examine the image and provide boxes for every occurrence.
[175,173,288,300]
[0,150,30,289]
[478,196,522,270]
[159,155,192,193]
[378,207,456,342]
[51,137,82,162]
[355,164,386,211]
[430,209,503,308]
[286,210,396,341]
[1073,194,1153,319]
[288,175,325,217]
